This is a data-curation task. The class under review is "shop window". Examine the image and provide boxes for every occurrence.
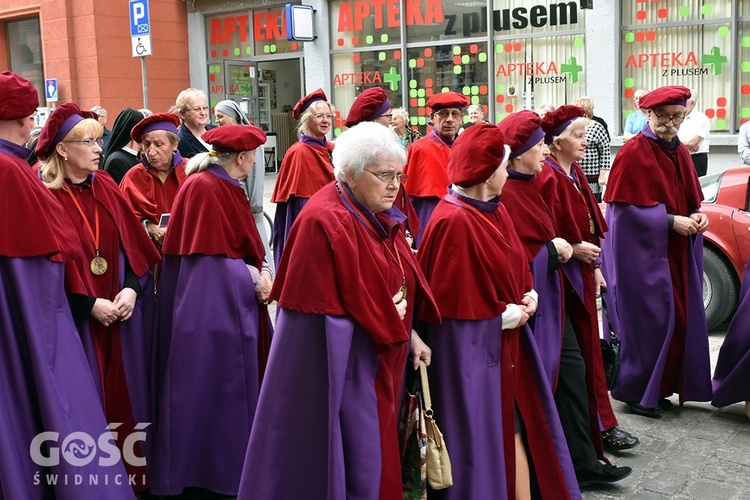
[329,0,401,49]
[488,0,584,37]
[493,34,585,123]
[622,1,731,24]
[7,18,43,108]
[252,7,304,56]
[620,23,733,132]
[405,42,489,134]
[331,50,403,136]
[740,22,750,126]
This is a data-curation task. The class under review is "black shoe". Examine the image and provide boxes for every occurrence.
[658,398,674,410]
[625,401,662,419]
[578,463,633,486]
[602,427,640,452]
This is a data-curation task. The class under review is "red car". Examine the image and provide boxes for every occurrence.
[700,167,750,330]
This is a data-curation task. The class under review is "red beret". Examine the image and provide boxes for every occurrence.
[0,71,39,120]
[35,103,90,160]
[345,87,391,128]
[638,85,690,109]
[427,91,470,112]
[497,110,545,158]
[202,124,266,153]
[293,88,328,120]
[131,113,180,143]
[541,105,587,144]
[448,122,510,187]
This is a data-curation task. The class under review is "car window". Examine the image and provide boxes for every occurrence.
[700,172,723,204]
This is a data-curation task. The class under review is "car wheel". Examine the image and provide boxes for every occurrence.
[703,246,738,331]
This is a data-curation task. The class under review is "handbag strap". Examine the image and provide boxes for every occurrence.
[419,361,433,415]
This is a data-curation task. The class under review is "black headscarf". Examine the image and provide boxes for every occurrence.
[103,108,144,158]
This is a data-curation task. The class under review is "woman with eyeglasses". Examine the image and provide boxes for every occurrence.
[418,122,577,499]
[536,105,636,485]
[270,88,336,268]
[175,87,216,159]
[119,113,188,250]
[391,107,421,149]
[37,103,161,495]
[238,122,437,499]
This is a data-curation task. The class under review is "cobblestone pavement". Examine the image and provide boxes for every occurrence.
[584,329,750,500]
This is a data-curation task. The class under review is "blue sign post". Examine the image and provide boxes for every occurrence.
[129,0,150,36]
[129,0,151,109]
[45,78,58,103]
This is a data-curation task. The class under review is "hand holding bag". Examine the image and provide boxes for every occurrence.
[419,361,453,490]
[600,296,621,390]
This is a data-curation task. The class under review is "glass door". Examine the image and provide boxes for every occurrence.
[223,60,260,126]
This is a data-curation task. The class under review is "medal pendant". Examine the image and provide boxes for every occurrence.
[90,256,108,275]
[589,215,596,235]
[399,283,407,301]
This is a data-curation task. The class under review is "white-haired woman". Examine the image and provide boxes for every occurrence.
[153,124,272,497]
[391,106,421,148]
[175,87,216,158]
[238,122,438,499]
[270,88,336,268]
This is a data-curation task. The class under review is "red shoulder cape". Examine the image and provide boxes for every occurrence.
[0,152,81,262]
[536,158,607,245]
[270,140,334,202]
[162,166,264,268]
[418,195,533,320]
[604,133,703,212]
[119,159,188,223]
[271,182,440,353]
[502,176,557,263]
[403,133,451,198]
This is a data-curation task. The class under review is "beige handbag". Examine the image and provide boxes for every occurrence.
[419,361,453,490]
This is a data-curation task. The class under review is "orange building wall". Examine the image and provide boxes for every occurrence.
[0,0,190,127]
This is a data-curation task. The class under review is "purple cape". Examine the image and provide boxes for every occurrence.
[602,203,712,406]
[409,196,440,247]
[152,255,266,496]
[529,244,564,389]
[0,256,134,499]
[238,310,406,499]
[425,318,579,499]
[712,260,750,406]
[271,196,308,269]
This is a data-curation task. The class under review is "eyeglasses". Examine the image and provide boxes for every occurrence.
[652,111,685,125]
[66,138,104,147]
[187,106,209,113]
[364,169,408,184]
[380,114,393,119]
[434,109,462,119]
[314,113,334,120]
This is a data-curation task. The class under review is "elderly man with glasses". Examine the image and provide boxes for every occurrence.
[402,91,469,246]
[602,85,712,419]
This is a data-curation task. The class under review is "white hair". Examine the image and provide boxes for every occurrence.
[185,150,237,176]
[333,122,406,182]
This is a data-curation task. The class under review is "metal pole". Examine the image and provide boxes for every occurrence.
[141,56,149,109]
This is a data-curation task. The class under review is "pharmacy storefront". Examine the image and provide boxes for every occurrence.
[186,0,748,166]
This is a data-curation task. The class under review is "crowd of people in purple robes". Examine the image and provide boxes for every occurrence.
[4,70,750,500]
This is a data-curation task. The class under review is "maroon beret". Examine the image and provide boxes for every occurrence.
[0,71,39,120]
[541,105,587,145]
[427,91,470,112]
[345,87,391,128]
[638,85,690,110]
[35,103,89,160]
[293,88,328,121]
[202,124,266,153]
[497,110,545,159]
[131,113,181,143]
[448,122,510,187]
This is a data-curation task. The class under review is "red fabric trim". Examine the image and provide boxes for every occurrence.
[270,141,334,202]
[120,158,188,223]
[403,134,451,198]
[502,177,557,263]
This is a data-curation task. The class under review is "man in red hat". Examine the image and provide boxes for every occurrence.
[603,85,711,418]
[402,90,469,245]
[0,72,134,498]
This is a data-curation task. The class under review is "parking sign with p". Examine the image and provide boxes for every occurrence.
[129,0,150,37]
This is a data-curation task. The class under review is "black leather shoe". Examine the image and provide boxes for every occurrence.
[626,401,662,418]
[578,463,633,486]
[658,398,674,410]
[602,427,640,452]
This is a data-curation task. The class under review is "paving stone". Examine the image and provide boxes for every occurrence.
[685,479,744,500]
[640,471,689,496]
